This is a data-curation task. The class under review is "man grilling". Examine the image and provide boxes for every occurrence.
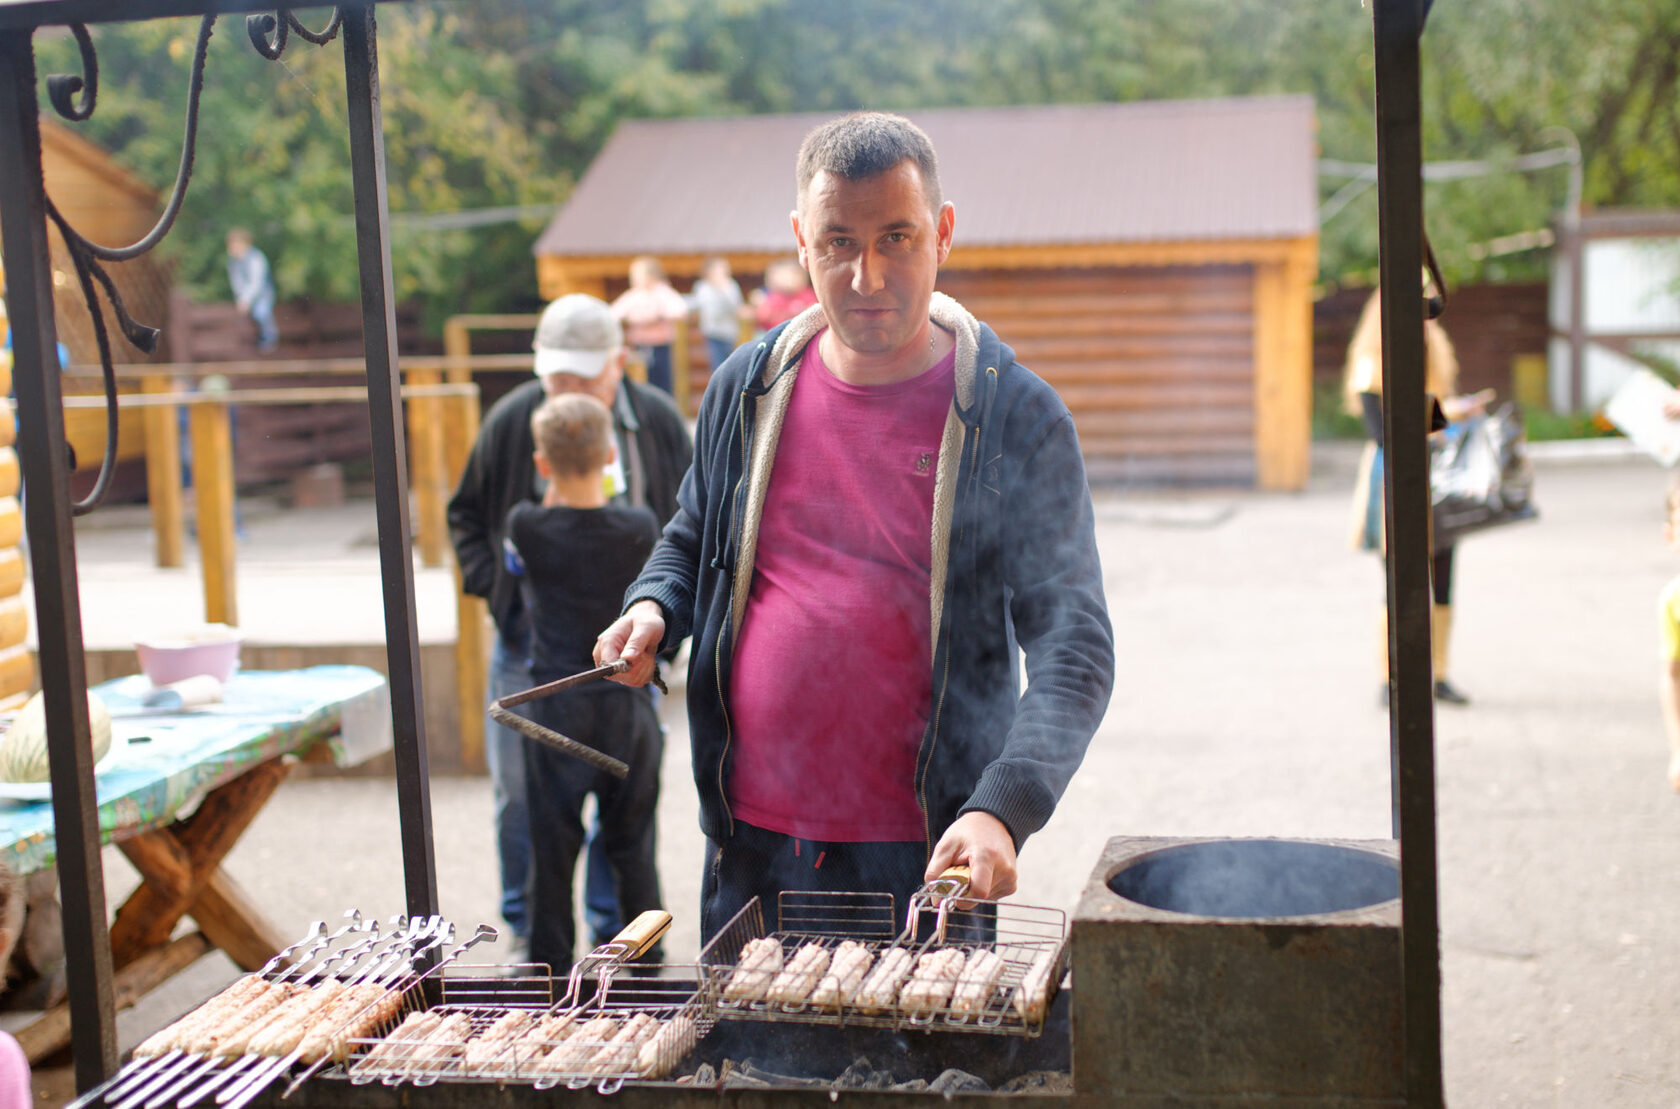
[595,112,1114,938]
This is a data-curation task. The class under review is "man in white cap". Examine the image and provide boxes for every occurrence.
[449,293,691,957]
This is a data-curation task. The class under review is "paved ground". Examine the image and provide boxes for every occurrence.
[18,441,1680,1106]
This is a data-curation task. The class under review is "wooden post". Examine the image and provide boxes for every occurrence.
[1251,239,1316,492]
[444,386,487,773]
[407,369,445,567]
[673,317,691,415]
[142,374,184,568]
[189,399,237,626]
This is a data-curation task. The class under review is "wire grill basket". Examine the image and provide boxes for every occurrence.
[700,881,1067,1037]
[341,963,710,1093]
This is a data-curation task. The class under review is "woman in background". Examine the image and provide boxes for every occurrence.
[1345,289,1492,706]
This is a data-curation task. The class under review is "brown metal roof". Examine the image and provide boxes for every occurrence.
[534,96,1318,259]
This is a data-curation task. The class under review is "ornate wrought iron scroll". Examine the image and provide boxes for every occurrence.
[37,9,342,516]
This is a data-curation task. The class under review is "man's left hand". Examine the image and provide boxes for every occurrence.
[926,811,1018,900]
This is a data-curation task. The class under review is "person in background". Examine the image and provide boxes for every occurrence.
[595,111,1113,938]
[448,294,691,958]
[687,257,745,372]
[225,228,278,353]
[748,257,817,336]
[610,256,688,396]
[1343,288,1493,706]
[506,392,665,970]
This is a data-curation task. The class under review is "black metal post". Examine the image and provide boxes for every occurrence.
[341,4,439,921]
[0,28,118,1089]
[1373,0,1445,1106]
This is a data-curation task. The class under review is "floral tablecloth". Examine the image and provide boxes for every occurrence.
[0,665,391,876]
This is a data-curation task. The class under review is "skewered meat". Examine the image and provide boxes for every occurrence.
[899,947,966,1017]
[499,1010,579,1075]
[460,1009,537,1074]
[133,973,269,1057]
[721,937,783,1002]
[298,983,404,1064]
[583,1013,658,1076]
[245,979,348,1057]
[810,940,874,1011]
[536,1016,618,1075]
[634,1015,696,1080]
[185,981,301,1055]
[402,1011,473,1072]
[949,948,1005,1018]
[1013,946,1060,1023]
[354,1010,443,1073]
[767,942,832,1006]
[855,946,914,1014]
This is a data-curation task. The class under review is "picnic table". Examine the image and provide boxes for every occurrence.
[0,666,391,1061]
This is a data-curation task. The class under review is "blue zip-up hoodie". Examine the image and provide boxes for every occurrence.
[626,293,1114,858]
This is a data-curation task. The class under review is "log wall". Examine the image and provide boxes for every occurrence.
[937,265,1258,485]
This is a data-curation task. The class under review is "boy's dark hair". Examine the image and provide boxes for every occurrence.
[796,112,942,215]
[532,393,612,478]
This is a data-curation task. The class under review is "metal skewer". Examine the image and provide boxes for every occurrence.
[213,917,459,1109]
[97,918,354,1109]
[160,923,391,1109]
[80,919,337,1109]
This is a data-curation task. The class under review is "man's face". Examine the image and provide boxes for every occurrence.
[792,161,954,360]
[539,353,622,407]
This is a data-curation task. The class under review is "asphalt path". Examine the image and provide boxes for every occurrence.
[21,443,1680,1107]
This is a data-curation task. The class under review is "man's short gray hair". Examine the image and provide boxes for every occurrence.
[796,112,943,215]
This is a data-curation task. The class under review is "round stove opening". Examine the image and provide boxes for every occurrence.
[1107,839,1399,919]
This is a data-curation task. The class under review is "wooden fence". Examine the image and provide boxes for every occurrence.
[1312,282,1550,402]
[48,365,499,772]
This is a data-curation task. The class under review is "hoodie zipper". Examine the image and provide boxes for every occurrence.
[713,364,762,838]
[918,364,996,857]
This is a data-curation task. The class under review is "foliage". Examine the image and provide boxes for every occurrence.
[29,2,1680,330]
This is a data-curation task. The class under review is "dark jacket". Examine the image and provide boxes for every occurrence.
[449,376,692,647]
[626,293,1114,856]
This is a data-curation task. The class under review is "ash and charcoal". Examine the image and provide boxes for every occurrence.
[677,1057,1068,1094]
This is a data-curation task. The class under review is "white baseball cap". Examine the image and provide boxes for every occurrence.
[533,294,622,379]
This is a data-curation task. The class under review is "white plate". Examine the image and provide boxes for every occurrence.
[0,739,127,803]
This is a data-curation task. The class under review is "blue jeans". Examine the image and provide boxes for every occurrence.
[699,821,930,944]
[524,686,664,973]
[248,289,277,349]
[487,640,533,938]
[639,344,673,396]
[706,336,736,372]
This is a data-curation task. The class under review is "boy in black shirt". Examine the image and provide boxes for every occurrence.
[506,392,663,971]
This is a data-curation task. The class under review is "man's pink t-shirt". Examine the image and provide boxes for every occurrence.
[727,333,956,842]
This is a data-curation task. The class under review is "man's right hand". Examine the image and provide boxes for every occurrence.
[596,600,666,687]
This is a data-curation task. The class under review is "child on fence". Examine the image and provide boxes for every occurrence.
[504,392,664,970]
[1658,476,1680,793]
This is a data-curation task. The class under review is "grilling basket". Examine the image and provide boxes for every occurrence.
[342,909,709,1094]
[700,866,1068,1038]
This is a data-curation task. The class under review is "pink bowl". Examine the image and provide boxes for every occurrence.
[135,634,243,687]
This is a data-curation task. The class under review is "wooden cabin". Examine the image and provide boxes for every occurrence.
[533,98,1319,489]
